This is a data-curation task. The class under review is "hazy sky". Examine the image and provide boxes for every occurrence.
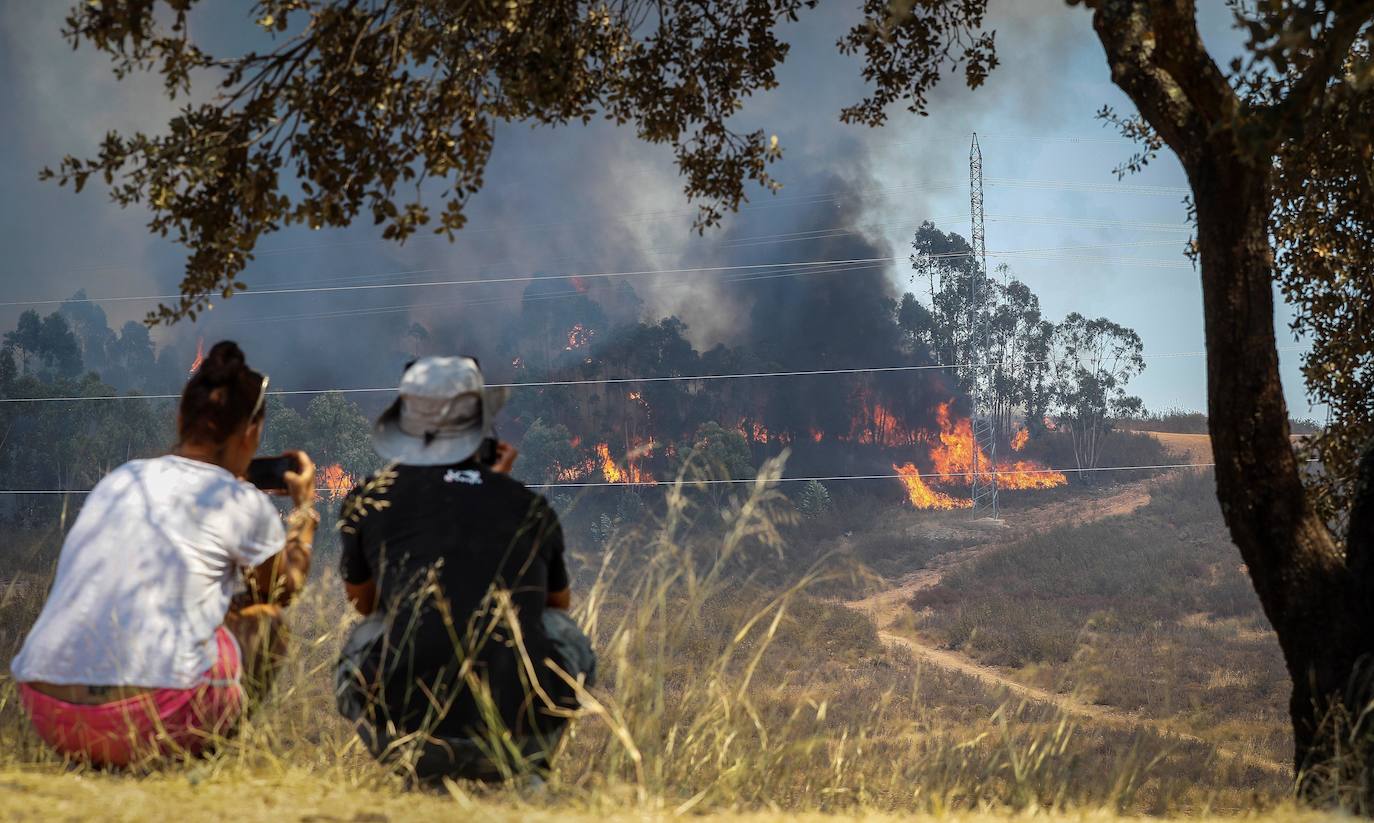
[0,1,1322,420]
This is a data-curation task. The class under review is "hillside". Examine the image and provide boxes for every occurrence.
[893,469,1288,764]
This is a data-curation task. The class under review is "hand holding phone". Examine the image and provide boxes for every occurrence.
[246,454,303,492]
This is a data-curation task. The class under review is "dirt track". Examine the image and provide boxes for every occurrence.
[841,476,1287,776]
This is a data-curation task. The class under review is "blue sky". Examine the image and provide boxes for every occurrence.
[0,1,1322,420]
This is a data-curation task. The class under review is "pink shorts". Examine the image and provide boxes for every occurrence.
[18,626,245,767]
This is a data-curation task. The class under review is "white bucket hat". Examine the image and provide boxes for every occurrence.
[372,356,509,466]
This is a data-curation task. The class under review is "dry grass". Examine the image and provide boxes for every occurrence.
[0,459,1310,819]
[910,471,1290,763]
[0,766,1338,823]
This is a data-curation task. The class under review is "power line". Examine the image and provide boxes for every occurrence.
[222,239,1187,327]
[4,174,1197,306]
[0,460,1229,495]
[0,346,1307,405]
[1,238,1192,311]
[9,210,1189,309]
[0,256,895,309]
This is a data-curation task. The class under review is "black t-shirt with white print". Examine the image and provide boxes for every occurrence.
[339,460,571,740]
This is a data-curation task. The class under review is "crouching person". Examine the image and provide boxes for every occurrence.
[335,356,595,784]
[10,342,317,767]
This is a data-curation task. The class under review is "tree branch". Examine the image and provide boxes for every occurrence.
[1262,1,1374,145]
[1080,1,1203,161]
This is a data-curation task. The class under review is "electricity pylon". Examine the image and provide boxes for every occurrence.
[968,133,998,518]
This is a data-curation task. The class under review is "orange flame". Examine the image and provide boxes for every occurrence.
[320,463,357,501]
[565,323,591,350]
[852,400,922,447]
[556,456,598,482]
[733,419,776,444]
[998,460,1069,490]
[188,338,205,375]
[597,441,654,484]
[570,275,589,293]
[928,403,978,483]
[1011,427,1030,452]
[893,463,972,510]
[597,442,625,483]
[897,402,1066,509]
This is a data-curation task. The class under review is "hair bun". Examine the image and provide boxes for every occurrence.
[179,340,264,445]
[200,341,246,380]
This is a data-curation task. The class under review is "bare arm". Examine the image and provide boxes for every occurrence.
[249,451,317,607]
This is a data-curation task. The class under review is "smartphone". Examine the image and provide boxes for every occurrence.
[246,455,301,492]
[476,435,500,467]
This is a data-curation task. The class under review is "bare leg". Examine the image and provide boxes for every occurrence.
[224,603,288,705]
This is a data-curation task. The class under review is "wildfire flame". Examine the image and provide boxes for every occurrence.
[597,443,623,483]
[556,456,598,482]
[596,442,654,484]
[1011,426,1030,452]
[896,402,1067,510]
[734,419,789,445]
[852,400,922,447]
[893,463,972,510]
[565,323,591,350]
[188,338,205,375]
[997,459,1069,489]
[570,275,589,293]
[319,463,357,501]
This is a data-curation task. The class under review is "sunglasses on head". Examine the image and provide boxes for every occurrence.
[252,374,270,419]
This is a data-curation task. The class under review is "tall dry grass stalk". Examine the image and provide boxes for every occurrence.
[0,454,1291,814]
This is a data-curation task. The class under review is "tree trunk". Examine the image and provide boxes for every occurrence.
[1190,142,1374,800]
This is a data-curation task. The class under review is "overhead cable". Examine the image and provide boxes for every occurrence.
[0,461,1250,495]
[0,346,1305,405]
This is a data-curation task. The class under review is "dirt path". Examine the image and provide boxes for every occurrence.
[842,479,1287,776]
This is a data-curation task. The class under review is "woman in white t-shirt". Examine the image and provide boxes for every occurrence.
[9,341,318,767]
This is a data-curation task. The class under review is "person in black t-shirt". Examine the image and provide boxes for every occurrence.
[334,356,595,783]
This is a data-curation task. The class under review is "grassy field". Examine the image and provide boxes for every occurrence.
[0,457,1318,819]
[908,470,1289,763]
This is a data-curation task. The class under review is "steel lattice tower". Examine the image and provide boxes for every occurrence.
[968,133,998,517]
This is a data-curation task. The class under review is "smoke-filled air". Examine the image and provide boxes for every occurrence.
[0,1,1367,821]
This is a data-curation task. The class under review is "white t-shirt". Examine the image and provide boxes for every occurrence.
[10,456,285,689]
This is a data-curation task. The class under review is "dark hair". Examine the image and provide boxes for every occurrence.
[178,341,265,445]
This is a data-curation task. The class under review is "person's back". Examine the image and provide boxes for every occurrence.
[13,455,284,689]
[339,461,571,740]
[9,341,318,768]
[334,355,594,783]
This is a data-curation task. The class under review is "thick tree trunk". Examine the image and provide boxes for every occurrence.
[1081,2,1374,801]
[1190,143,1374,800]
